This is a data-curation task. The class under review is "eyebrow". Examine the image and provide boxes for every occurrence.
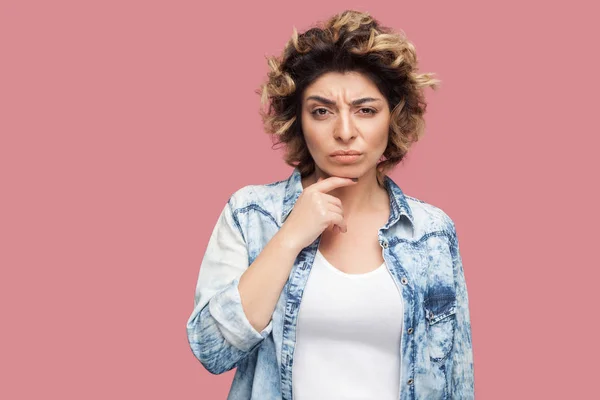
[305,95,382,106]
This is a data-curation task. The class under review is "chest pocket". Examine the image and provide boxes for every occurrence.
[423,294,457,362]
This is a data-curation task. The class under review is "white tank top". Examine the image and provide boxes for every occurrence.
[292,248,404,400]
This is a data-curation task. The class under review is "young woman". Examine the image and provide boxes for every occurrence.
[187,10,474,400]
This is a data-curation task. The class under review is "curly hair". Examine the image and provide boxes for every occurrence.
[256,10,440,186]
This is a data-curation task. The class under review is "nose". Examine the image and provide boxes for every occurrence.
[334,113,356,142]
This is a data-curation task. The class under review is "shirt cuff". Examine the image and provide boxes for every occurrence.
[208,276,273,352]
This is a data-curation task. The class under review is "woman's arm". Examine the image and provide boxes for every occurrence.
[448,221,475,398]
[186,196,300,375]
[237,220,301,334]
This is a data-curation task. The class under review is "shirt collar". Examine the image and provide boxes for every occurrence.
[281,167,414,229]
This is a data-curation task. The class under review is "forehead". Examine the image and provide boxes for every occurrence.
[303,71,381,98]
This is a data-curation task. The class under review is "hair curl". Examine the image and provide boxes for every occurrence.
[256,9,440,186]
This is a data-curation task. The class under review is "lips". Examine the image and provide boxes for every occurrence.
[330,152,362,164]
[330,150,361,156]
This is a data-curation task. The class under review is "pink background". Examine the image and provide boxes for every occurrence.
[2,0,598,398]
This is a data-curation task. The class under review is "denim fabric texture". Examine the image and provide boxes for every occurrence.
[186,167,474,399]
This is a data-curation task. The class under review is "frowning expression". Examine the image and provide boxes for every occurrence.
[300,71,391,178]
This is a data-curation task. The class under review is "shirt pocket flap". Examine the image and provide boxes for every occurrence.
[423,295,457,325]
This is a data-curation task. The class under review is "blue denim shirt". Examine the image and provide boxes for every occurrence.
[187,167,474,399]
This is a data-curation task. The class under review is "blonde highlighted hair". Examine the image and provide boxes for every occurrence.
[257,10,440,185]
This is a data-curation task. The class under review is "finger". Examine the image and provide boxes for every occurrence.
[334,223,347,234]
[322,193,343,208]
[327,202,343,215]
[330,212,347,232]
[328,222,344,234]
[312,176,358,193]
[328,221,346,234]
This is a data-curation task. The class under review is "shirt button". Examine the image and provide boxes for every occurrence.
[407,327,413,334]
[382,241,388,248]
[400,277,408,285]
[407,378,414,385]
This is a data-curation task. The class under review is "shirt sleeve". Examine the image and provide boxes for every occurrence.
[186,197,273,374]
[448,220,475,398]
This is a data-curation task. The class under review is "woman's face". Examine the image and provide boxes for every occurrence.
[300,71,391,180]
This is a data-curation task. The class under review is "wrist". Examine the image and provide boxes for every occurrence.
[275,225,302,254]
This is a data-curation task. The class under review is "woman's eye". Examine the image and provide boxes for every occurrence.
[310,108,376,117]
[311,108,329,116]
[359,108,376,115]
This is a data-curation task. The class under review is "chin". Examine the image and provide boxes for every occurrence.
[323,164,363,179]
